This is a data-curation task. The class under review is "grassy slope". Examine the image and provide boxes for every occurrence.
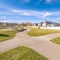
[51,37,60,44]
[28,28,60,36]
[0,46,48,60]
[0,30,16,42]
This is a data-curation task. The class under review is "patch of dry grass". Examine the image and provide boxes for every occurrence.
[28,28,60,36]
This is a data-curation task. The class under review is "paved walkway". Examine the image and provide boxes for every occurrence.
[0,28,60,60]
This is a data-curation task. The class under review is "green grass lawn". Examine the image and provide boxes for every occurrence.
[0,46,48,60]
[0,30,17,42]
[51,37,60,44]
[28,28,60,36]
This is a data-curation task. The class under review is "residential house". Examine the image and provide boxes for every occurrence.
[0,22,18,29]
[5,23,18,27]
[34,23,38,26]
[0,22,4,27]
[39,21,60,27]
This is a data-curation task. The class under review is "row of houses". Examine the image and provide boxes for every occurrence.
[34,21,60,27]
[0,22,18,29]
[0,21,60,29]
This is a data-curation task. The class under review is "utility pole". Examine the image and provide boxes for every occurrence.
[45,19,47,29]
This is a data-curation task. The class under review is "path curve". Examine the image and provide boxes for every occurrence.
[0,28,60,60]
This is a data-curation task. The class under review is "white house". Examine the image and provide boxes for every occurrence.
[39,21,60,27]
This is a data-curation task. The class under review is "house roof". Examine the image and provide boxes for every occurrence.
[40,21,60,25]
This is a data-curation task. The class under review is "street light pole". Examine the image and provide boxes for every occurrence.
[45,19,47,29]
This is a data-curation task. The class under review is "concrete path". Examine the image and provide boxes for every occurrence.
[0,28,60,60]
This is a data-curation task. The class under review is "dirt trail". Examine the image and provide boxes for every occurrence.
[0,28,60,60]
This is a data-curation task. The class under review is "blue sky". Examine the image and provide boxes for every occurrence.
[0,0,60,23]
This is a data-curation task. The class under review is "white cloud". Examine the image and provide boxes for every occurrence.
[11,9,60,19]
[12,9,31,16]
[0,16,6,19]
[45,0,52,3]
[12,9,19,13]
[43,12,51,18]
[23,13,31,16]
[22,0,30,3]
[0,20,13,23]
